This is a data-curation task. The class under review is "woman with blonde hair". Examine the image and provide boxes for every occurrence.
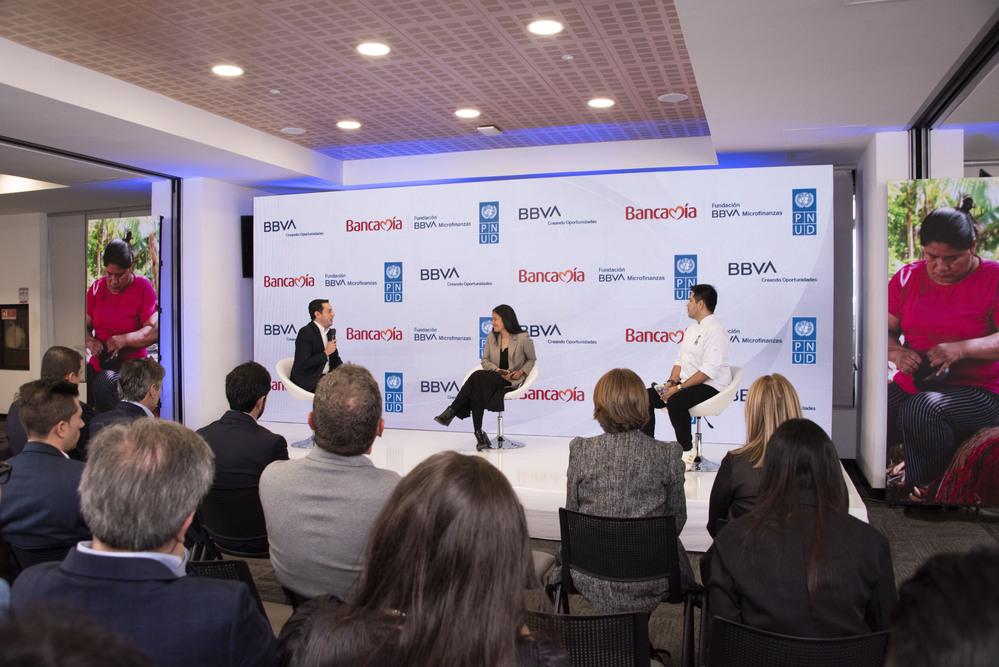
[707,373,801,536]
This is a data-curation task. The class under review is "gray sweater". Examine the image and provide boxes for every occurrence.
[259,447,400,599]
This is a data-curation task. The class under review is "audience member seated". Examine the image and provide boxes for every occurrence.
[197,361,288,489]
[0,379,90,550]
[707,373,801,537]
[708,418,896,638]
[260,365,400,601]
[0,609,152,666]
[548,367,693,613]
[11,419,277,667]
[276,451,569,667]
[5,346,95,460]
[886,546,999,667]
[88,358,164,437]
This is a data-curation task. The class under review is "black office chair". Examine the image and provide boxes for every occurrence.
[197,486,269,559]
[186,558,267,617]
[555,508,702,667]
[7,543,73,578]
[706,616,890,667]
[526,610,652,667]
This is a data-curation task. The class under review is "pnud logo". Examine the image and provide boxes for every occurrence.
[479,201,499,244]
[518,268,585,284]
[384,262,403,303]
[263,274,315,288]
[791,317,817,364]
[385,372,404,413]
[263,219,296,232]
[674,254,697,300]
[792,189,817,236]
[479,316,492,356]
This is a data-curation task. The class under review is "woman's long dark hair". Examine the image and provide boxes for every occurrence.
[745,418,847,602]
[340,451,535,666]
[492,304,524,337]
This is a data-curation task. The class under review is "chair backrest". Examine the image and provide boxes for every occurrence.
[505,362,540,400]
[559,508,682,604]
[198,486,268,556]
[688,366,744,418]
[707,616,890,667]
[186,559,266,616]
[274,357,315,402]
[7,543,73,576]
[526,610,651,667]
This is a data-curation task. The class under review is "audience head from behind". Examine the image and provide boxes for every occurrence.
[592,367,649,433]
[18,378,84,453]
[887,547,999,667]
[734,373,802,468]
[117,358,165,409]
[310,364,383,456]
[40,345,85,384]
[0,609,151,667]
[80,418,214,556]
[280,451,536,667]
[226,360,273,419]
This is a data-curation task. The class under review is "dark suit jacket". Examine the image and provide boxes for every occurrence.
[5,399,94,460]
[12,548,277,667]
[0,442,90,548]
[197,411,289,489]
[88,401,148,438]
[707,451,761,537]
[290,321,342,393]
[708,500,896,638]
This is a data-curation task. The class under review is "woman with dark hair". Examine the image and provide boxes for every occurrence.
[434,304,537,451]
[887,198,999,500]
[708,419,896,638]
[276,451,568,667]
[85,232,159,412]
[549,368,693,614]
[707,373,802,537]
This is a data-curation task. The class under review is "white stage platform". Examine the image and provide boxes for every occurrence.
[260,422,869,553]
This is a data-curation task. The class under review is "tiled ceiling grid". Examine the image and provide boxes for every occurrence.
[0,0,709,158]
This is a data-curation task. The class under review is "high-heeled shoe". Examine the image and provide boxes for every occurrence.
[475,430,491,451]
[434,407,455,427]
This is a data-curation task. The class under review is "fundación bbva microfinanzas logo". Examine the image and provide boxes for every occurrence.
[479,201,499,245]
[385,372,404,413]
[384,262,403,303]
[674,254,697,301]
[791,317,817,364]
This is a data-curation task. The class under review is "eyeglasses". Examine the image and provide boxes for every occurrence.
[0,461,10,485]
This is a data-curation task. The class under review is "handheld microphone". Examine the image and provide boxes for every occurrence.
[330,328,336,341]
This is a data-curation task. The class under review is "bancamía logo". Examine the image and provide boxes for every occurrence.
[385,373,404,413]
[346,216,403,232]
[625,328,684,344]
[791,317,817,364]
[674,254,697,300]
[263,274,315,288]
[479,201,499,244]
[625,204,697,221]
[518,267,585,284]
[522,386,586,402]
[345,327,404,341]
[479,316,492,356]
[792,189,817,236]
[384,262,403,303]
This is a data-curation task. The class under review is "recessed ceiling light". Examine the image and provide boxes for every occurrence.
[211,64,244,77]
[528,19,564,35]
[561,54,574,61]
[455,108,481,119]
[280,127,306,135]
[477,125,502,136]
[587,97,615,109]
[337,120,361,130]
[357,42,391,57]
[0,174,67,195]
[269,88,281,95]
[657,92,688,103]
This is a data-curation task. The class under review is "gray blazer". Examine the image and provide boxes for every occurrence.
[560,429,693,612]
[259,447,400,600]
[481,331,536,388]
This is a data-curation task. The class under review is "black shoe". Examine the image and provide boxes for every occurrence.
[434,407,455,427]
[475,430,491,451]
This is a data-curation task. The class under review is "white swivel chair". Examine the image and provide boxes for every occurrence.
[461,363,540,450]
[684,366,743,472]
[275,358,316,448]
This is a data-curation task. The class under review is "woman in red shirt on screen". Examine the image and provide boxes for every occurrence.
[85,232,159,413]
[888,198,999,500]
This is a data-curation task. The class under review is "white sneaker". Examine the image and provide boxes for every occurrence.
[682,449,696,470]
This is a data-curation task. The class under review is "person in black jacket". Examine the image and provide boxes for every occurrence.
[708,419,896,638]
[88,358,164,438]
[290,299,341,393]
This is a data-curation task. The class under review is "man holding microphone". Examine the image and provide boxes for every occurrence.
[291,299,342,393]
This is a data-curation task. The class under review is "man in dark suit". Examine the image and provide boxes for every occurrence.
[0,379,90,549]
[290,298,341,393]
[5,346,95,460]
[11,419,277,667]
[88,358,164,437]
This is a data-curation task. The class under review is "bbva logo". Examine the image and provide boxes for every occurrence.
[727,261,777,276]
[420,267,460,281]
[518,205,562,220]
[263,219,296,232]
[263,324,298,336]
[420,380,460,393]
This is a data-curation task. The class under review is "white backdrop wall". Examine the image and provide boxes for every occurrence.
[254,166,834,444]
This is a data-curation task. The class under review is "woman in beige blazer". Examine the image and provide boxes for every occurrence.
[435,304,537,450]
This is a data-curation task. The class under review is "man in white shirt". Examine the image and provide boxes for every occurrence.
[644,284,732,450]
